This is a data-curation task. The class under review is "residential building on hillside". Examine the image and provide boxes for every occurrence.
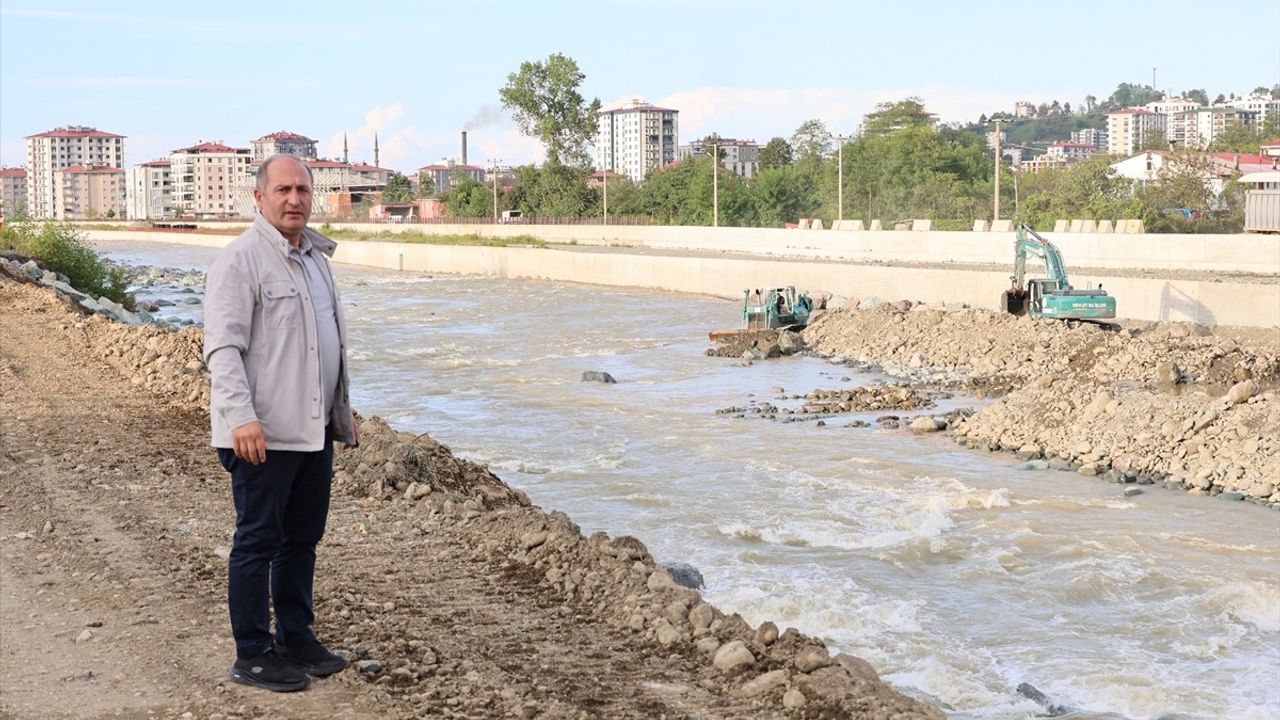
[0,168,28,215]
[252,131,318,161]
[595,100,679,183]
[1110,150,1273,196]
[417,160,487,195]
[677,138,760,177]
[1046,142,1097,163]
[1070,128,1108,149]
[1014,101,1035,118]
[1107,109,1166,155]
[170,141,252,218]
[126,159,174,220]
[1145,97,1201,115]
[985,130,1007,150]
[1021,154,1067,173]
[1166,107,1256,149]
[1224,94,1280,127]
[25,126,125,219]
[53,165,124,219]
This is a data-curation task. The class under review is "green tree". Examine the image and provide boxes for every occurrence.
[1272,84,1280,99]
[383,172,413,203]
[415,173,436,198]
[1015,156,1139,230]
[1208,113,1280,152]
[1183,88,1209,105]
[1252,86,1269,97]
[105,208,116,218]
[1138,128,1169,152]
[1138,152,1244,233]
[1104,83,1162,109]
[758,137,793,169]
[499,53,601,167]
[751,166,817,227]
[440,175,493,218]
[790,119,833,160]
[861,98,933,138]
[509,163,593,218]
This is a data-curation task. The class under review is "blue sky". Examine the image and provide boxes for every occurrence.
[2,0,1277,171]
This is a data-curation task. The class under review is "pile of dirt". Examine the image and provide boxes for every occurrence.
[1,277,941,719]
[803,303,1280,504]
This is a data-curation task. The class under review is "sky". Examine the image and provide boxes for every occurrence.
[2,0,1278,172]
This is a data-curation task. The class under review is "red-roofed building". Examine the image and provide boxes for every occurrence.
[170,140,251,218]
[1,167,27,215]
[127,159,174,220]
[1260,140,1280,159]
[596,99,679,183]
[252,131,318,162]
[24,125,126,218]
[417,161,486,194]
[1107,108,1167,156]
[53,165,124,220]
[1046,141,1098,163]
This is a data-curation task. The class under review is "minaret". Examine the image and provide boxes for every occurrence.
[343,132,349,164]
[373,133,380,168]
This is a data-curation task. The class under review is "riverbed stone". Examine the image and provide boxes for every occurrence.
[712,641,755,674]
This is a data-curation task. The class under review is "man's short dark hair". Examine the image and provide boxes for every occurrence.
[256,154,314,191]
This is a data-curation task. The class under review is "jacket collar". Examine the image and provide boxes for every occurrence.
[252,212,337,258]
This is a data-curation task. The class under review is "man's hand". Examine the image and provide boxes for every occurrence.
[343,411,360,450]
[232,421,267,465]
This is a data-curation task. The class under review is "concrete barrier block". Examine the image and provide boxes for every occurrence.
[810,218,825,230]
[1053,219,1069,233]
[973,219,989,232]
[893,220,912,231]
[849,219,865,231]
[1081,220,1097,233]
[991,219,1013,232]
[797,218,811,230]
[1069,219,1085,233]
[1126,219,1144,234]
[913,219,932,231]
[1097,220,1114,233]
[869,219,883,231]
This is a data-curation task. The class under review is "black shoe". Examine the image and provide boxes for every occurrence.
[229,650,310,692]
[276,641,349,677]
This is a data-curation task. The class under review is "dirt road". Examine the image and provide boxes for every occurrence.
[0,279,937,719]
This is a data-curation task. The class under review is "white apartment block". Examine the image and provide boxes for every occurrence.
[1107,109,1166,156]
[1014,101,1035,118]
[0,168,27,215]
[1070,128,1108,148]
[53,166,125,220]
[1046,142,1096,162]
[24,126,125,219]
[595,100,679,183]
[170,141,252,218]
[677,138,760,178]
[1145,97,1200,115]
[126,159,174,220]
[1223,94,1280,128]
[252,131,318,161]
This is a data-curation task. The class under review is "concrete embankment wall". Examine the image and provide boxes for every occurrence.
[87,230,1280,327]
[132,221,1280,275]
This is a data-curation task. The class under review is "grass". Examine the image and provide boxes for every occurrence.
[316,224,547,248]
[1,220,133,309]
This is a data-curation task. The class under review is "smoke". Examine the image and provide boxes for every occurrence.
[464,104,505,131]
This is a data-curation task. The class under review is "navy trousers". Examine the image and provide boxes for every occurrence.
[217,428,333,659]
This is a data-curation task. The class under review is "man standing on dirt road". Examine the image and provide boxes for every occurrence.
[203,154,359,693]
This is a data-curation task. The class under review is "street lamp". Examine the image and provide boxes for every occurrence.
[712,141,719,227]
[836,135,846,224]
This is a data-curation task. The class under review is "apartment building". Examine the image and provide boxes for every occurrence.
[1226,93,1280,127]
[1107,109,1166,155]
[53,165,124,219]
[24,126,125,219]
[170,141,252,218]
[1045,141,1096,162]
[595,100,679,183]
[1014,101,1035,118]
[416,160,486,194]
[676,138,760,177]
[1070,128,1108,149]
[1145,97,1200,116]
[252,131,318,161]
[0,168,27,215]
[126,159,174,220]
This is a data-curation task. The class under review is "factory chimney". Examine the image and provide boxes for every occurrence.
[461,131,468,167]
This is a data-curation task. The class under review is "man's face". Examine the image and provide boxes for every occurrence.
[254,158,313,242]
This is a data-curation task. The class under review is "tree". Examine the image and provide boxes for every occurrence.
[699,133,726,161]
[790,119,833,159]
[1084,95,1097,113]
[1063,102,1072,116]
[383,172,413,203]
[1214,93,1227,104]
[1272,84,1280,100]
[440,174,492,218]
[1252,86,1269,97]
[1015,156,1138,230]
[415,173,436,198]
[1208,113,1280,152]
[861,98,933,137]
[499,53,601,167]
[1138,128,1169,152]
[105,208,115,218]
[758,137,793,169]
[1183,88,1209,106]
[1105,83,1161,109]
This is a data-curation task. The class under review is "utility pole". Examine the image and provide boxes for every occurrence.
[602,169,609,226]
[837,136,845,224]
[993,119,1001,222]
[712,141,719,228]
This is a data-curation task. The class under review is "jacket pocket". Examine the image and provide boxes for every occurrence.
[261,281,300,328]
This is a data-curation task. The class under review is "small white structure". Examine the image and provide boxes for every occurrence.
[1240,171,1280,233]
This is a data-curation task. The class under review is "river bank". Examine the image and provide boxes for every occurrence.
[0,275,940,718]
[800,302,1280,506]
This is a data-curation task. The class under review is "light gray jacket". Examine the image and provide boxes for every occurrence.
[203,214,357,451]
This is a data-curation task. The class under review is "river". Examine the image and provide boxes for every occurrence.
[96,239,1280,720]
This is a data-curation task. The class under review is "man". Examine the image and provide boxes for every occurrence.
[204,154,358,692]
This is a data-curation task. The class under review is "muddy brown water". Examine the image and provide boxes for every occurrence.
[98,239,1280,720]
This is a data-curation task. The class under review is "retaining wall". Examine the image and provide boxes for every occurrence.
[86,230,1280,328]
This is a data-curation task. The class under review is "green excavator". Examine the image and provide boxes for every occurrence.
[1000,224,1116,320]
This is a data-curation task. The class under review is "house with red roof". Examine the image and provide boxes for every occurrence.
[170,140,252,218]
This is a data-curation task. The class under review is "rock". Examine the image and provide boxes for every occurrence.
[688,603,716,631]
[794,646,833,673]
[356,660,383,674]
[909,416,942,433]
[1016,682,1070,716]
[42,521,54,534]
[1225,380,1259,404]
[646,569,676,592]
[1168,323,1191,339]
[521,530,548,550]
[75,629,94,643]
[834,653,880,683]
[1153,361,1181,385]
[581,370,617,384]
[1220,491,1245,502]
[777,331,805,355]
[753,621,779,646]
[1123,487,1143,497]
[782,688,807,708]
[908,352,927,368]
[1018,460,1050,471]
[661,562,705,590]
[737,669,788,697]
[712,641,755,674]
[652,618,683,647]
[857,296,888,310]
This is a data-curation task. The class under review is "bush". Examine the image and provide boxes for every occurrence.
[1,221,133,309]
